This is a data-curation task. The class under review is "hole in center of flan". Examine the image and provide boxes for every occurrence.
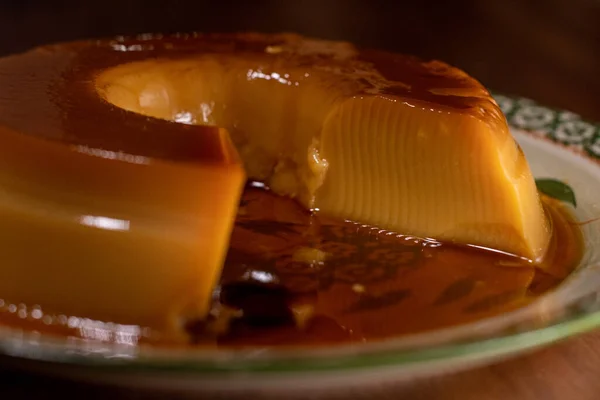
[96,60,212,125]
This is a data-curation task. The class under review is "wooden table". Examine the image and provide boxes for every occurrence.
[0,0,599,398]
[3,330,600,399]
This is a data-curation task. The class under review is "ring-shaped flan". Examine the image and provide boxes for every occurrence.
[0,32,551,340]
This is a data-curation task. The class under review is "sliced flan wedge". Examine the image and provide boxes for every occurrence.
[0,32,551,340]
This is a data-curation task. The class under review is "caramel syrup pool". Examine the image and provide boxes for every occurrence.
[0,184,584,347]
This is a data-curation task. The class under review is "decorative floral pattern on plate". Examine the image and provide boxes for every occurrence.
[493,93,600,158]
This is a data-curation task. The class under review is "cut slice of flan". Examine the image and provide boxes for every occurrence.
[0,32,551,340]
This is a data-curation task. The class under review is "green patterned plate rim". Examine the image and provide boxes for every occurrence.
[493,93,600,160]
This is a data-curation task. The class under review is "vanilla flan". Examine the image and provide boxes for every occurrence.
[0,32,551,340]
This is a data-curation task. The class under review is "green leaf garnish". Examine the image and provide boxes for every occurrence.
[535,178,577,207]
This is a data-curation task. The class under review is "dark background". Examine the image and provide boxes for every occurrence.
[0,0,599,120]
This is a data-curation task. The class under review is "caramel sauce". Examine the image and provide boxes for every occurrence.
[214,185,582,347]
[0,183,582,348]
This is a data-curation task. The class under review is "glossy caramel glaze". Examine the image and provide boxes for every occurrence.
[0,186,582,347]
[216,187,581,346]
[0,32,504,161]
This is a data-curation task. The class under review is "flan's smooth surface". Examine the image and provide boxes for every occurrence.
[93,33,551,261]
[0,32,551,338]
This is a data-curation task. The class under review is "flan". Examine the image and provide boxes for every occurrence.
[0,32,551,340]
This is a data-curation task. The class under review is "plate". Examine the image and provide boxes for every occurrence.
[1,93,600,397]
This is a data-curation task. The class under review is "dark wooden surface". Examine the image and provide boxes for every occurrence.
[3,331,600,400]
[1,0,600,398]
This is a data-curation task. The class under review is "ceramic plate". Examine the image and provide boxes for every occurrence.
[1,94,600,397]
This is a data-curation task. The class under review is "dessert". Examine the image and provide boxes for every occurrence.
[95,34,551,262]
[0,32,558,341]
